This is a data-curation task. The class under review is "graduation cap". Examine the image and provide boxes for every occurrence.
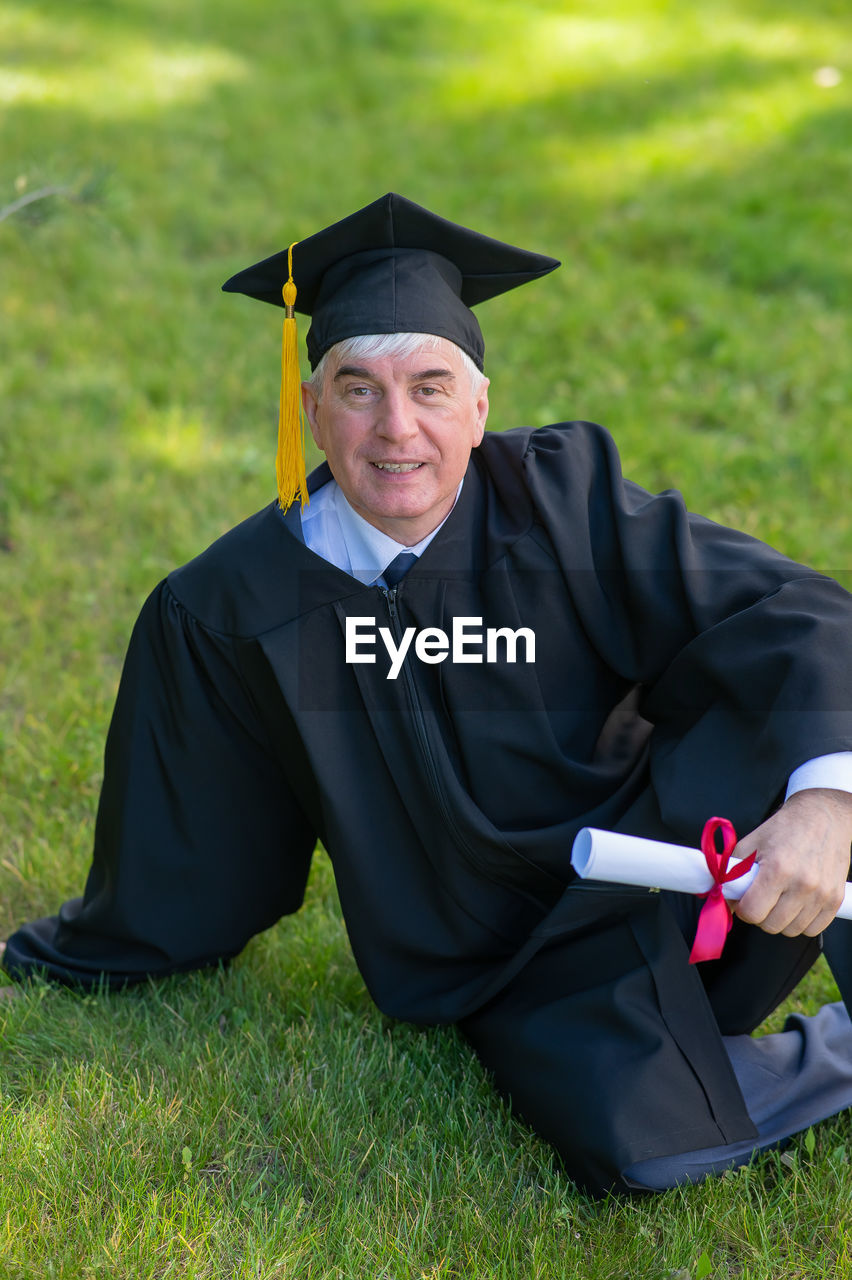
[222,193,560,511]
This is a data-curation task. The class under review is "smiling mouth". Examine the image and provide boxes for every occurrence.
[372,462,424,473]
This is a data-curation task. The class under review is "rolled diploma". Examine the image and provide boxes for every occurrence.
[571,827,852,920]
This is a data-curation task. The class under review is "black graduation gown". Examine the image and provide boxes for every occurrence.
[7,421,852,1193]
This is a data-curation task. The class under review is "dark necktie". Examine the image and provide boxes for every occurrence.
[382,551,418,588]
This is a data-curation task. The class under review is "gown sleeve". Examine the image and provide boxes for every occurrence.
[524,422,852,841]
[4,580,316,986]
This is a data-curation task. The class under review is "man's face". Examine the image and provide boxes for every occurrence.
[301,339,489,546]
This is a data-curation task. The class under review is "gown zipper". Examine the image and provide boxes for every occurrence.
[380,585,550,907]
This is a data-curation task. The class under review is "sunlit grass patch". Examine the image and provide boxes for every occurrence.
[0,3,248,116]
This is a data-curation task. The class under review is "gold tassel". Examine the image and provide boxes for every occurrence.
[276,242,309,511]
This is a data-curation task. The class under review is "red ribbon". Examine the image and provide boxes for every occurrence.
[688,817,757,964]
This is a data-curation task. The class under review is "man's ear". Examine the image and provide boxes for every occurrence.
[301,381,323,449]
[472,378,490,448]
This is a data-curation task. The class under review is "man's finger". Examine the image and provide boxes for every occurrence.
[733,866,788,929]
[736,863,846,935]
[779,894,849,939]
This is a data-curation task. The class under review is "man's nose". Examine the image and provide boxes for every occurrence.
[375,389,419,442]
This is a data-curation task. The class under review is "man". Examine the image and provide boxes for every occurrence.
[5,194,852,1194]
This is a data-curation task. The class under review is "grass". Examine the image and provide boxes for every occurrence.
[1,0,851,1274]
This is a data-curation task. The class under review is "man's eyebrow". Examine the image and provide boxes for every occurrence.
[333,365,457,381]
[411,368,456,381]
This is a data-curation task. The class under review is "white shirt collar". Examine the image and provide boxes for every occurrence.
[301,478,462,584]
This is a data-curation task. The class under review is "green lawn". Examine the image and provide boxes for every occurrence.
[2,0,851,1275]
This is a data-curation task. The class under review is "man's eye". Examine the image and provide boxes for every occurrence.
[418,385,440,396]
[347,385,372,397]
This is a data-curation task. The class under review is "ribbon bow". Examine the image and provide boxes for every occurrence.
[688,816,757,964]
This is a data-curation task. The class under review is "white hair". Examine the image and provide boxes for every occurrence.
[307,332,487,399]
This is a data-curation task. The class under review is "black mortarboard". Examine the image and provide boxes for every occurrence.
[222,192,560,372]
[221,193,560,510]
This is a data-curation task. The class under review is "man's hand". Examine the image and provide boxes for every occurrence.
[733,789,852,937]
